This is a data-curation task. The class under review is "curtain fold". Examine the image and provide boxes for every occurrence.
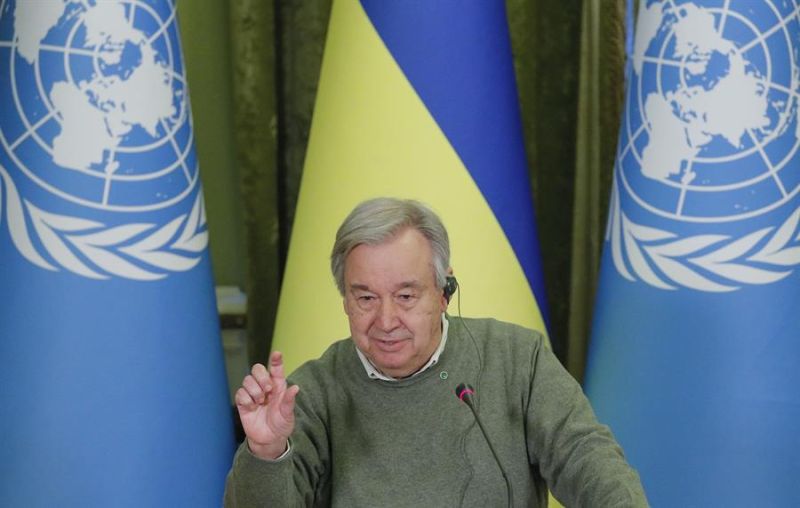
[274,1,332,261]
[229,0,280,365]
[568,0,626,381]
[508,0,582,363]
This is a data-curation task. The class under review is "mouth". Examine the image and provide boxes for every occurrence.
[371,337,409,352]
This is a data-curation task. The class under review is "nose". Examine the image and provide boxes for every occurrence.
[375,298,401,332]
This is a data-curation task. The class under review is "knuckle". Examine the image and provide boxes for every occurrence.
[243,376,260,394]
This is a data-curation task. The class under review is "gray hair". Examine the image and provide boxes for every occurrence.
[331,197,450,295]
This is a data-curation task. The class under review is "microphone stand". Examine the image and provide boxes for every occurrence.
[456,384,514,508]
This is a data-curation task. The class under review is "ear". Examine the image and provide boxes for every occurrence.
[441,267,456,310]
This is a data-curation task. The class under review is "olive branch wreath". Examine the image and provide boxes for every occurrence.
[608,181,800,292]
[0,164,207,281]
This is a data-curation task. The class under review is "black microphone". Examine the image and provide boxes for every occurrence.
[455,383,513,508]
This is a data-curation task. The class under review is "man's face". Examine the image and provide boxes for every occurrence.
[343,227,447,379]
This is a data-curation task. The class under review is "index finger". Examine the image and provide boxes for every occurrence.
[268,350,287,384]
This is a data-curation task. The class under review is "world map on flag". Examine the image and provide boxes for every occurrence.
[0,0,207,280]
[609,0,800,291]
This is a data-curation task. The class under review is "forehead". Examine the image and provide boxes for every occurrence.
[344,228,436,284]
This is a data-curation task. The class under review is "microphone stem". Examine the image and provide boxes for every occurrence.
[466,403,514,508]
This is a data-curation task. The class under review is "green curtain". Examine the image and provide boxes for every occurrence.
[568,0,626,380]
[507,0,582,363]
[225,0,626,379]
[228,0,282,366]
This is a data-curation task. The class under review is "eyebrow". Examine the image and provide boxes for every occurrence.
[348,281,424,292]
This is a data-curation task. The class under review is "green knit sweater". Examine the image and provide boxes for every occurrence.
[224,317,647,507]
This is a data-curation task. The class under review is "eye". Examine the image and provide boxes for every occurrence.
[395,293,417,305]
[353,294,378,310]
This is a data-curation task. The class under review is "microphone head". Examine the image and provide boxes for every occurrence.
[455,383,475,404]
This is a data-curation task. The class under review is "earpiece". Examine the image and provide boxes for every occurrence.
[443,275,458,302]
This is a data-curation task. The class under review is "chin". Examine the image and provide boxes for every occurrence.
[373,353,413,374]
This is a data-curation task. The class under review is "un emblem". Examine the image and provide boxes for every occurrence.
[610,0,800,292]
[0,0,207,280]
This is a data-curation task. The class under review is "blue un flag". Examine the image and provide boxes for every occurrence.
[0,1,233,506]
[585,1,800,506]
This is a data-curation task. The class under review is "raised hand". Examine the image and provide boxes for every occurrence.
[234,351,300,460]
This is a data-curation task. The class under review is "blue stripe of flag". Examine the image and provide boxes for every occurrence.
[360,0,550,323]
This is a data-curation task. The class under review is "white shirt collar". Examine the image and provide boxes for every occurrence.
[356,313,449,381]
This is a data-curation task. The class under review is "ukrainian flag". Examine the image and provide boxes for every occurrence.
[273,0,548,376]
[585,1,800,505]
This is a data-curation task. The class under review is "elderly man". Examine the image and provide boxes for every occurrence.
[224,198,647,507]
